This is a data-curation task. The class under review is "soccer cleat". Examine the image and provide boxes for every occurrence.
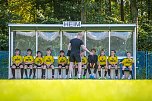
[69,74,72,79]
[122,75,125,79]
[98,77,102,79]
[78,74,81,79]
[115,76,118,79]
[59,75,62,79]
[64,75,68,79]
[128,75,132,80]
[103,76,107,79]
[108,76,111,79]
[82,76,86,79]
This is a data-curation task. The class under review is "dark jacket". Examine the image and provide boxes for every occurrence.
[88,54,98,63]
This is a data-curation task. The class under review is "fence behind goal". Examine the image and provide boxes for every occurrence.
[0,51,152,79]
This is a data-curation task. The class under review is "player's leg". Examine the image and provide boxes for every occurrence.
[11,64,16,79]
[122,66,126,79]
[74,65,78,78]
[115,65,118,79]
[65,65,69,79]
[24,65,28,79]
[83,65,87,79]
[51,65,55,79]
[93,64,98,78]
[42,65,46,79]
[108,65,111,79]
[128,66,132,79]
[30,65,35,79]
[19,64,24,79]
[98,65,101,79]
[58,65,62,79]
[104,65,108,79]
[87,64,92,78]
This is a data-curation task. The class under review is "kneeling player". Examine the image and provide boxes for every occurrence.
[87,48,98,79]
[43,48,55,79]
[108,50,118,79]
[34,51,44,79]
[98,49,108,79]
[24,49,34,79]
[58,50,68,79]
[11,49,23,79]
[120,52,134,79]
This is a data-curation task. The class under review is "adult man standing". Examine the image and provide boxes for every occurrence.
[67,32,93,79]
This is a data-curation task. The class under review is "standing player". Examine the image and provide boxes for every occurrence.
[120,52,134,79]
[98,49,108,79]
[34,51,44,79]
[67,32,93,79]
[24,49,34,79]
[43,48,55,79]
[11,49,23,79]
[87,48,98,79]
[58,50,68,79]
[108,50,118,79]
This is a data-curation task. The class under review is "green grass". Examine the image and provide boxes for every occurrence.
[0,80,152,101]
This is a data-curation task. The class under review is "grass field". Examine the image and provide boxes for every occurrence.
[0,80,152,101]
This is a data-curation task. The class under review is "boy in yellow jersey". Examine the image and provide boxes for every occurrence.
[108,50,118,79]
[120,52,134,79]
[58,50,68,79]
[34,51,44,79]
[11,49,23,79]
[87,48,98,79]
[98,49,108,79]
[24,49,34,79]
[43,48,54,79]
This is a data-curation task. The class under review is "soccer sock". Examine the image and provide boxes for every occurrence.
[130,70,132,76]
[122,70,124,75]
[25,69,28,77]
[83,69,87,76]
[20,68,24,79]
[88,66,91,74]
[41,69,44,77]
[33,68,36,77]
[115,69,118,76]
[98,70,101,77]
[11,68,15,78]
[43,69,46,76]
[104,71,107,77]
[108,69,111,76]
[29,69,33,77]
[66,69,68,75]
[52,69,54,77]
[75,68,78,76]
[59,68,61,75]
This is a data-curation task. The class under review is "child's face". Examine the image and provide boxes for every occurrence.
[15,51,20,55]
[46,50,51,55]
[101,51,104,55]
[60,52,64,56]
[127,53,131,57]
[37,52,41,57]
[27,51,32,55]
[111,51,115,56]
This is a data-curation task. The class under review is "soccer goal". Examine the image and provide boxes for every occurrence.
[8,22,137,79]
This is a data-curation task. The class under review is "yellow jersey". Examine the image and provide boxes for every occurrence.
[12,55,23,64]
[24,56,34,64]
[122,58,134,67]
[43,55,54,65]
[81,56,87,65]
[108,56,118,65]
[58,56,67,64]
[34,57,43,65]
[98,55,107,65]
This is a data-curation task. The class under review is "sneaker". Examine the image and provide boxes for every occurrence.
[108,76,111,79]
[59,75,62,79]
[115,76,118,79]
[122,75,125,79]
[69,74,72,79]
[128,75,132,80]
[78,74,81,79]
[103,76,107,79]
[64,75,68,79]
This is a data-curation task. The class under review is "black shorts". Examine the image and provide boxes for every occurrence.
[35,64,43,67]
[25,64,33,67]
[12,63,23,68]
[70,52,81,62]
[44,64,53,68]
[100,65,106,67]
[58,64,67,67]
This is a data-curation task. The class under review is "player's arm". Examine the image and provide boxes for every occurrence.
[81,45,92,55]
